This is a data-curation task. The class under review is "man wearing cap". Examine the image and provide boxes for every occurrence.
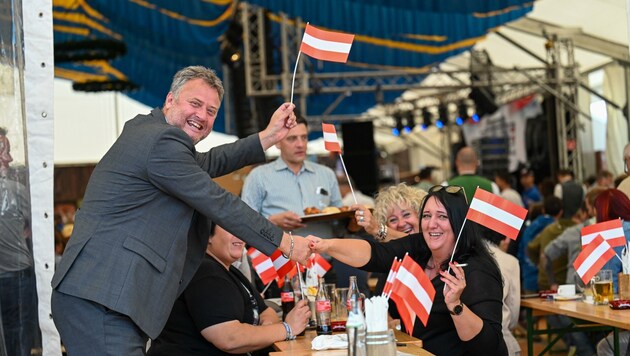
[519,167,541,209]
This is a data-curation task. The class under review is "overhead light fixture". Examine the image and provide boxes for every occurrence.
[403,111,415,134]
[392,112,404,136]
[436,104,449,129]
[456,102,468,126]
[421,107,432,130]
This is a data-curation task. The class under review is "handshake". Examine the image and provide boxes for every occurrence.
[280,233,326,265]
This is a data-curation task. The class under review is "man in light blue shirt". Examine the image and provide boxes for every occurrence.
[242,116,342,240]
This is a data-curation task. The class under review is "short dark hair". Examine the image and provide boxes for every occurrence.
[495,170,512,185]
[296,114,308,127]
[418,167,434,180]
[542,196,562,216]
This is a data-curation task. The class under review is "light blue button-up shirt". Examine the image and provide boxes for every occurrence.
[241,158,342,238]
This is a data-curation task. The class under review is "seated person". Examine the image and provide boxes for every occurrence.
[147,223,311,356]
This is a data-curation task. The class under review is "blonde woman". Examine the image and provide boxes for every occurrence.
[354,183,427,242]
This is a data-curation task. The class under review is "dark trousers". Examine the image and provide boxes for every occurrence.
[0,267,37,356]
[52,290,148,356]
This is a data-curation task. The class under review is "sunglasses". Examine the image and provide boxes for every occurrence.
[427,185,468,203]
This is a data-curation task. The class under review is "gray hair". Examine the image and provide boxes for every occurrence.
[373,183,427,225]
[168,66,224,102]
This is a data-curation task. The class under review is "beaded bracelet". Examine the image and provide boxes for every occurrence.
[281,232,294,260]
[282,321,295,340]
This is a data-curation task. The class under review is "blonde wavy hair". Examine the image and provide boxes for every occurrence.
[373,183,427,225]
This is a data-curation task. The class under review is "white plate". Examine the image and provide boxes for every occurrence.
[553,294,582,301]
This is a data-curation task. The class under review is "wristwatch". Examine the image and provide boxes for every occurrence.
[449,302,464,316]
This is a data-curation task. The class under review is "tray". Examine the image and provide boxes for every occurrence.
[301,210,356,222]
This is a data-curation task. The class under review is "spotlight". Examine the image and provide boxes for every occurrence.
[393,113,404,136]
[421,107,432,130]
[456,102,468,126]
[436,104,449,129]
[472,113,480,122]
[403,111,415,134]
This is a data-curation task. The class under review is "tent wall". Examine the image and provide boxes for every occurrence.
[23,0,61,354]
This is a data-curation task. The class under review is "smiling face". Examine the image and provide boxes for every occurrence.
[163,78,221,145]
[386,203,420,234]
[277,123,308,167]
[207,225,245,266]
[421,196,456,256]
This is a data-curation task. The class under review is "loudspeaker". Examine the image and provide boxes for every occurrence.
[341,121,379,197]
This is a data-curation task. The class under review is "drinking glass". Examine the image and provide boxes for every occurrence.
[332,287,349,331]
[365,329,396,356]
[592,269,614,305]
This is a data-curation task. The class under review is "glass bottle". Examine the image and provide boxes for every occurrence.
[315,277,332,335]
[280,274,295,322]
[347,275,363,313]
[346,297,366,356]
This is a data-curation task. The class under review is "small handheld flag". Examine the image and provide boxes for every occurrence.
[574,234,616,285]
[581,219,625,247]
[300,23,355,63]
[322,123,342,153]
[465,188,528,240]
[391,255,435,328]
[290,23,355,103]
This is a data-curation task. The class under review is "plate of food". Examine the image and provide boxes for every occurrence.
[301,206,355,222]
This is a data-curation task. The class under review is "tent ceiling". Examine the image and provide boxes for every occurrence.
[51,0,628,133]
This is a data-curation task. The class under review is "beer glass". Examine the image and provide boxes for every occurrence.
[592,269,614,305]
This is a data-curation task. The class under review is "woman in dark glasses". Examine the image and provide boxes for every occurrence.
[308,185,506,355]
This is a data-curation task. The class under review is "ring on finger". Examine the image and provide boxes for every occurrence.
[357,210,364,216]
[358,217,365,222]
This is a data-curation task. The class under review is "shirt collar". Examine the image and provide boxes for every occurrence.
[271,157,316,174]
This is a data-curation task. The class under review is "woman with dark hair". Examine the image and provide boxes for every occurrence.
[308,186,507,355]
[594,188,630,292]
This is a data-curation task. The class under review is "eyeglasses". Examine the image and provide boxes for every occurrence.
[427,185,467,203]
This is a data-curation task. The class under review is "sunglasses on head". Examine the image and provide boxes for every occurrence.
[427,185,468,203]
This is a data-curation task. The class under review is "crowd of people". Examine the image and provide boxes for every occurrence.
[5,64,630,356]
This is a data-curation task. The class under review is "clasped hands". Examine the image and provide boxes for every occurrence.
[280,233,327,265]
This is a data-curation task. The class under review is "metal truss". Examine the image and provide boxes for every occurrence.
[240,2,581,175]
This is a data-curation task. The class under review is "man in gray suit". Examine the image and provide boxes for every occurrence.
[51,66,312,355]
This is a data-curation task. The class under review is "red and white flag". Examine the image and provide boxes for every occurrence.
[270,250,295,280]
[248,248,278,285]
[322,123,342,153]
[307,253,332,278]
[300,23,354,63]
[391,255,435,328]
[573,234,616,285]
[465,188,528,240]
[382,258,401,297]
[581,219,625,248]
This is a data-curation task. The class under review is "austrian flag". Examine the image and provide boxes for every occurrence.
[466,188,528,240]
[300,23,354,63]
[391,255,435,328]
[581,219,625,247]
[573,234,616,285]
[247,248,278,285]
[322,123,342,153]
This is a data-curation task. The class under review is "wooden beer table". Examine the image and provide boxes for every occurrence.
[521,297,630,356]
[271,329,433,355]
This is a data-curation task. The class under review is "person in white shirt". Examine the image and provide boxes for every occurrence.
[494,171,525,208]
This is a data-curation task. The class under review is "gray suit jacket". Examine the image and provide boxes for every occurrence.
[52,108,282,338]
